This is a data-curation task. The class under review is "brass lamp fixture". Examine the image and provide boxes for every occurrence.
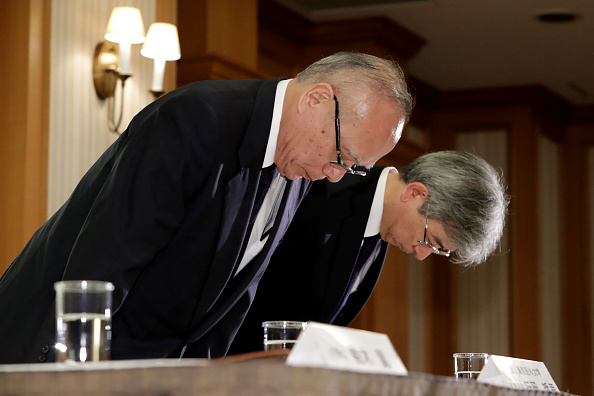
[93,8,181,134]
[93,6,145,134]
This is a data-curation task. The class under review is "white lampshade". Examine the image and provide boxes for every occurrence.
[104,7,145,45]
[141,23,181,61]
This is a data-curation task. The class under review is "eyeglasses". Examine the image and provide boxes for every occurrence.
[329,96,367,176]
[417,215,451,257]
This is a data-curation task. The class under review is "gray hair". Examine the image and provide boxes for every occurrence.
[398,151,509,266]
[296,51,414,122]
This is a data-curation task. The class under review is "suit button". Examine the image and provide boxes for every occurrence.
[41,345,50,353]
[38,354,46,362]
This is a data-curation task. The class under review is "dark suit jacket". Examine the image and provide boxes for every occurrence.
[228,167,388,355]
[0,78,310,363]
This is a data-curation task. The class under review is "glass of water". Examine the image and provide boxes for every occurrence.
[54,280,114,363]
[453,352,489,380]
[262,321,306,351]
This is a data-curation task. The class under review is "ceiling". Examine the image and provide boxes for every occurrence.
[274,0,594,106]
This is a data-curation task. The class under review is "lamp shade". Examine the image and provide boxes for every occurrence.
[104,7,145,44]
[141,23,181,61]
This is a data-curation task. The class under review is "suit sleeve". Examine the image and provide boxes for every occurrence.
[62,94,222,312]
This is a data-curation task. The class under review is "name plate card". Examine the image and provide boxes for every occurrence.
[477,355,559,392]
[285,322,407,375]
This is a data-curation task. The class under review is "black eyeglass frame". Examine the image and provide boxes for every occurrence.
[417,215,451,257]
[329,96,367,176]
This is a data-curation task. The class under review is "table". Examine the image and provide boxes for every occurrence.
[0,351,575,396]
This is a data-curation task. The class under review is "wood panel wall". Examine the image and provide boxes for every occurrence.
[560,124,594,394]
[0,0,50,276]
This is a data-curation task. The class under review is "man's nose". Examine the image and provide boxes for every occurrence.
[413,244,432,261]
[322,164,347,183]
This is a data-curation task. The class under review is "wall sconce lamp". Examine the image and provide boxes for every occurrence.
[93,7,145,134]
[93,7,181,134]
[141,23,181,99]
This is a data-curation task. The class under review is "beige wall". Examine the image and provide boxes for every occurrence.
[47,0,156,215]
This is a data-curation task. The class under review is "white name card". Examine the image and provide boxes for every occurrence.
[285,321,407,375]
[477,355,559,392]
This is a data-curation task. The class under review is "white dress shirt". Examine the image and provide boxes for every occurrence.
[234,79,291,275]
[350,166,397,293]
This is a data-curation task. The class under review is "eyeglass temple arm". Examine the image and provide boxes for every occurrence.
[334,96,342,160]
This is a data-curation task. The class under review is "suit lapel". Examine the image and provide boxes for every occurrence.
[223,178,309,291]
[317,171,383,321]
[194,168,258,316]
[238,78,284,167]
[331,238,387,326]
[317,212,369,320]
[183,178,310,346]
[190,78,284,320]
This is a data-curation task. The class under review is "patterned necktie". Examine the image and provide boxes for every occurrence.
[261,175,286,241]
[249,165,278,234]
[237,165,278,267]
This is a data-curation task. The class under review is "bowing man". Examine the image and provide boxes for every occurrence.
[229,151,509,354]
[0,52,413,363]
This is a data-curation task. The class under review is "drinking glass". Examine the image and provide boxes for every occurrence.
[262,321,306,351]
[54,280,114,362]
[453,352,489,380]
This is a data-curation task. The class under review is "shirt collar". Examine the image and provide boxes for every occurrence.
[364,167,397,237]
[262,79,291,168]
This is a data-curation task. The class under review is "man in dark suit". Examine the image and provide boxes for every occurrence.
[229,151,509,354]
[0,52,413,363]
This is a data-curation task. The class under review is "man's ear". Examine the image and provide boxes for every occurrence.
[400,182,429,202]
[299,83,334,111]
